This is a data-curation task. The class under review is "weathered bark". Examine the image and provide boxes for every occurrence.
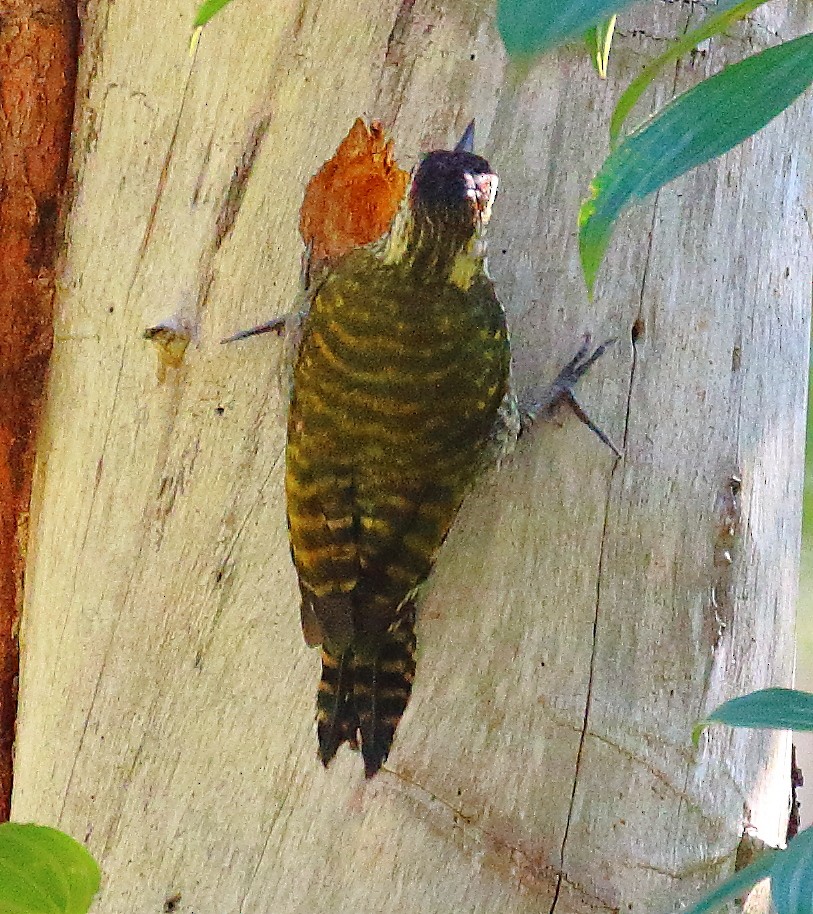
[0,0,77,818]
[11,1,812,912]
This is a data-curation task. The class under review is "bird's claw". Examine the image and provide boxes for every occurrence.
[522,334,621,458]
[221,242,315,345]
[220,316,288,344]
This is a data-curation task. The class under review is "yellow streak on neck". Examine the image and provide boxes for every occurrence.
[449,237,487,291]
[377,198,489,289]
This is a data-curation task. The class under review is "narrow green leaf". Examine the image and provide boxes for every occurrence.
[586,16,617,79]
[193,0,235,29]
[0,824,100,914]
[579,33,813,295]
[701,688,813,733]
[664,849,778,914]
[771,827,813,914]
[585,26,599,69]
[610,0,771,145]
[497,0,637,58]
[189,27,203,57]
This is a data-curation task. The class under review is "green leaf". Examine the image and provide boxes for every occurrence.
[497,0,638,58]
[665,848,777,914]
[579,33,813,295]
[771,827,813,914]
[193,0,235,28]
[585,16,617,79]
[0,824,100,914]
[610,0,772,145]
[696,689,813,743]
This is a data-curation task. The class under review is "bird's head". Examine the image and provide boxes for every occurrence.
[380,123,498,284]
[410,149,498,240]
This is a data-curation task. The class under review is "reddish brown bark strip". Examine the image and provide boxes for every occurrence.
[0,0,77,819]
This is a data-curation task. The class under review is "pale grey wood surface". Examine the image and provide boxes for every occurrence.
[12,1,813,912]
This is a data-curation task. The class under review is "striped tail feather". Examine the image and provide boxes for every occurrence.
[355,605,417,777]
[317,648,360,766]
[316,605,417,777]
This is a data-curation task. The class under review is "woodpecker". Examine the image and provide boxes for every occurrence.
[227,124,616,777]
[283,125,520,777]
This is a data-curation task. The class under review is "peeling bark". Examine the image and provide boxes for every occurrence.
[0,0,77,818]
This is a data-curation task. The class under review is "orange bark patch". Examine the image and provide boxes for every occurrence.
[299,118,409,271]
[0,0,77,819]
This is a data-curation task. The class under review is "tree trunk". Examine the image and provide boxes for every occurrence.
[0,0,76,820]
[11,1,812,912]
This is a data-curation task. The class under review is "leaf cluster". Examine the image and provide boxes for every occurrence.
[687,689,813,914]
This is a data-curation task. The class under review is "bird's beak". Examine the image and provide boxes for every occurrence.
[454,120,475,153]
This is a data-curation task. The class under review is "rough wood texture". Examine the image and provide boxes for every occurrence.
[12,1,812,912]
[0,0,77,819]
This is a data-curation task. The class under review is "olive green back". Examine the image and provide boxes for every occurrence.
[286,247,510,649]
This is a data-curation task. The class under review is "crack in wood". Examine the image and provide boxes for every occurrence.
[388,767,620,908]
[384,766,477,825]
[384,0,416,67]
[191,133,215,208]
[549,467,617,914]
[135,66,196,266]
[194,446,285,668]
[385,766,568,896]
[632,849,733,879]
[373,0,421,122]
[214,113,273,252]
[291,0,310,42]
[586,729,699,798]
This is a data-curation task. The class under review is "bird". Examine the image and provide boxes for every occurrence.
[227,123,616,777]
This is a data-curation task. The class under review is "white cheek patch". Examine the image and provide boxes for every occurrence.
[478,173,498,225]
[465,172,498,226]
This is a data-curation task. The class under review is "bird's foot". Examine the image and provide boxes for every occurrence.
[221,315,289,344]
[521,334,621,457]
